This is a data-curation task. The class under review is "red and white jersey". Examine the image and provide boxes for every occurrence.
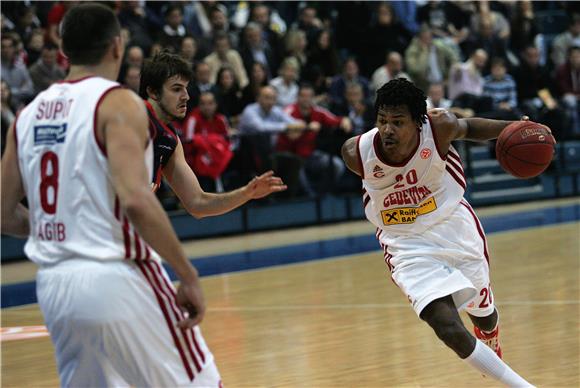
[358,116,467,238]
[15,76,160,266]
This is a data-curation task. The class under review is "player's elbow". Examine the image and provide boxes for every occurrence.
[120,189,154,219]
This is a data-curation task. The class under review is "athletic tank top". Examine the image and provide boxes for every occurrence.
[145,100,179,192]
[358,116,466,237]
[15,76,161,265]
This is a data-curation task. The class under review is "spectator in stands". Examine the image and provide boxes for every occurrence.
[214,66,244,121]
[284,29,308,71]
[204,32,249,89]
[482,57,520,120]
[123,65,141,94]
[370,51,412,95]
[1,33,33,106]
[249,4,284,61]
[332,83,374,136]
[391,0,420,35]
[182,1,212,39]
[240,22,277,79]
[448,49,488,105]
[465,15,509,71]
[241,62,269,109]
[277,83,352,196]
[28,43,65,94]
[186,61,216,112]
[365,2,412,75]
[551,14,580,68]
[45,1,78,46]
[555,46,580,138]
[329,57,371,107]
[416,1,469,58]
[179,35,198,65]
[238,86,306,177]
[14,5,40,46]
[118,1,157,54]
[126,45,144,68]
[25,29,44,66]
[471,1,510,43]
[426,83,452,110]
[177,91,232,192]
[208,5,238,50]
[405,25,459,92]
[304,29,339,86]
[270,57,300,107]
[514,45,565,136]
[1,79,15,129]
[160,4,187,53]
[294,5,323,46]
[1,80,15,156]
[510,0,540,55]
[239,86,305,135]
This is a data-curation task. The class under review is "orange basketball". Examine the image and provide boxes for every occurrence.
[495,121,556,179]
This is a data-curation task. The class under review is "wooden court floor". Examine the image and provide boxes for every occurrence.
[2,198,579,387]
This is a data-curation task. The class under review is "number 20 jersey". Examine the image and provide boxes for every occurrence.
[15,76,160,266]
[358,116,467,238]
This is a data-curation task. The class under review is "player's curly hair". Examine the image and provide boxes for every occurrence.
[374,78,427,125]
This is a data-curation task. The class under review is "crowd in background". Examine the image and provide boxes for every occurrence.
[2,1,580,207]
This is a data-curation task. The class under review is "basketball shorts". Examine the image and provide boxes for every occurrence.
[36,258,221,387]
[379,199,495,318]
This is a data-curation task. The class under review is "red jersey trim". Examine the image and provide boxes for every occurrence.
[144,100,178,141]
[58,75,96,84]
[427,115,447,160]
[460,200,490,264]
[93,85,123,157]
[372,130,420,168]
[356,135,364,179]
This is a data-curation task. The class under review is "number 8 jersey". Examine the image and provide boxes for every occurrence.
[357,116,467,238]
[15,76,160,265]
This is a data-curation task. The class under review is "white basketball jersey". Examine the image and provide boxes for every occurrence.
[16,76,160,266]
[358,116,466,237]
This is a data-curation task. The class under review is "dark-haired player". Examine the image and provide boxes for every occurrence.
[140,51,286,218]
[1,3,217,386]
[342,78,539,385]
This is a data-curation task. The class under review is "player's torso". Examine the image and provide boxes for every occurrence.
[16,77,157,265]
[359,117,466,237]
[146,101,178,192]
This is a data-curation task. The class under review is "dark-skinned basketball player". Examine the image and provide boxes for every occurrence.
[342,78,548,386]
[140,51,286,218]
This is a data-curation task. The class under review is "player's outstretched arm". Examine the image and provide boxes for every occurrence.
[99,89,204,328]
[341,136,362,176]
[0,123,30,238]
[429,108,530,143]
[163,140,287,219]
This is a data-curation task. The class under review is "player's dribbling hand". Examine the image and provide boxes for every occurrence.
[245,170,287,199]
[176,279,206,329]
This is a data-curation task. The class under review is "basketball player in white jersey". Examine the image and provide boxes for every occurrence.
[1,4,220,386]
[141,51,287,215]
[342,78,539,386]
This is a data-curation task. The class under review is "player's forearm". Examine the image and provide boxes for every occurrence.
[461,118,513,141]
[184,187,250,219]
[1,204,30,238]
[123,188,199,282]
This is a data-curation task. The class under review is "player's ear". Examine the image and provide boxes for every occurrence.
[112,36,123,61]
[146,86,159,101]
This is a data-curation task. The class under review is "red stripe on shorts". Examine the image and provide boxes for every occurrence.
[136,261,197,380]
[148,261,206,366]
[460,201,489,264]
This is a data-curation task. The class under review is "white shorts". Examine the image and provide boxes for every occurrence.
[36,258,221,388]
[379,200,495,318]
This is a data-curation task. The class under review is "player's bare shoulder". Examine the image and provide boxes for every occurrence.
[341,136,362,177]
[427,108,461,151]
